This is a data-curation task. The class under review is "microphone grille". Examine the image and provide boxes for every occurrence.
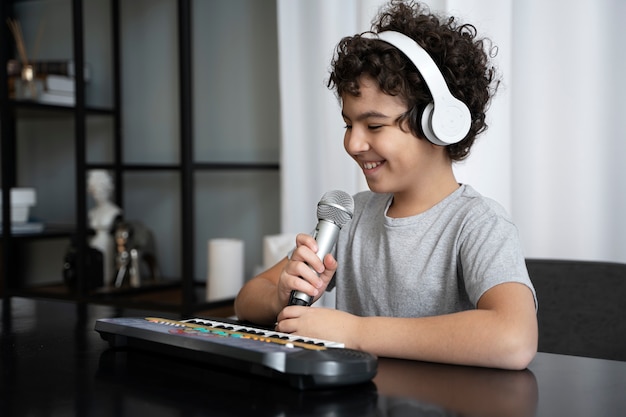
[317,190,354,228]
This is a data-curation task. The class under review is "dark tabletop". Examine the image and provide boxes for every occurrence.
[1,297,625,417]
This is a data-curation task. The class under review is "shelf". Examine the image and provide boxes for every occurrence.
[85,162,280,171]
[0,224,75,240]
[89,163,182,171]
[2,0,274,317]
[91,282,235,314]
[91,280,182,297]
[7,281,234,315]
[1,0,121,312]
[193,162,279,171]
[6,283,74,301]
[9,99,116,116]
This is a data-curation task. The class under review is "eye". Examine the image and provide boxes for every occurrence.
[343,123,352,130]
[368,125,383,130]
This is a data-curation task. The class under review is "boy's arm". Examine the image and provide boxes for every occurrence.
[234,258,287,325]
[277,281,538,370]
[360,282,538,369]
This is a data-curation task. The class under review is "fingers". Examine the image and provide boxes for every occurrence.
[292,233,323,273]
[287,234,325,284]
[276,233,338,307]
[291,233,337,279]
[280,261,323,303]
[275,305,304,333]
[321,252,338,275]
[276,305,296,323]
[276,307,352,346]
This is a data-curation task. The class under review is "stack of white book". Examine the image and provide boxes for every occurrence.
[39,74,77,106]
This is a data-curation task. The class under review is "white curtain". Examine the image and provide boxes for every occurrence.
[277,0,626,264]
[511,0,626,263]
[277,0,374,234]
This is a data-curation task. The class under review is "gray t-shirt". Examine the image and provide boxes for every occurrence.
[332,185,536,317]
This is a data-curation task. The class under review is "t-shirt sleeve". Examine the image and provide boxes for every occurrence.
[458,205,537,310]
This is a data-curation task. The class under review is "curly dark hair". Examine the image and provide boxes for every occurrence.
[328,0,500,161]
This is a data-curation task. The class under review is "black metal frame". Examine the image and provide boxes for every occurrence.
[0,0,279,315]
[178,0,194,314]
[1,0,16,311]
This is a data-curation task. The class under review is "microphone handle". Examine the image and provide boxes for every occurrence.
[288,220,340,306]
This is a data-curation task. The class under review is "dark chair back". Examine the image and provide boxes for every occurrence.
[526,258,626,361]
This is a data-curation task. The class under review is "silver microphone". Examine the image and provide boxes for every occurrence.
[288,190,354,306]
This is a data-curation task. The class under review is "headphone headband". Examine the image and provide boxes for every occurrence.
[362,31,471,145]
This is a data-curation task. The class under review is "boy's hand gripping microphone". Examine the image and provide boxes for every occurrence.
[288,190,354,307]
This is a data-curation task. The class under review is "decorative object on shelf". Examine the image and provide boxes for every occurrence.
[38,89,74,106]
[14,63,43,100]
[113,220,160,288]
[38,70,87,107]
[7,59,91,79]
[0,187,36,223]
[62,237,104,291]
[262,233,297,270]
[206,238,244,301]
[87,170,122,287]
[0,187,45,234]
[6,18,44,100]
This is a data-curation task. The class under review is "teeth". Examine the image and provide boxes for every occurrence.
[363,161,382,170]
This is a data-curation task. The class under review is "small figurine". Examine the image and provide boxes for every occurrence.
[87,170,121,287]
[114,220,160,288]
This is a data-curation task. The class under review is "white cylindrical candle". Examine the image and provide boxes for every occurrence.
[206,238,244,301]
[263,234,297,269]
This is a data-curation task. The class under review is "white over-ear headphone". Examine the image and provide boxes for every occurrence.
[363,31,471,146]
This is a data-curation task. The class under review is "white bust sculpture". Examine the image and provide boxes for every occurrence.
[87,170,121,287]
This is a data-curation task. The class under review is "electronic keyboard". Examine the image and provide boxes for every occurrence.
[95,317,377,389]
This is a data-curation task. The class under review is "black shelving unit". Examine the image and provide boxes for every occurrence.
[178,0,195,314]
[0,0,15,311]
[1,0,273,317]
[1,0,120,309]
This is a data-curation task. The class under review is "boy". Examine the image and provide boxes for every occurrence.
[235,0,537,370]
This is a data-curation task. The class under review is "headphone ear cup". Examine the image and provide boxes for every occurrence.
[421,101,471,146]
[420,102,441,145]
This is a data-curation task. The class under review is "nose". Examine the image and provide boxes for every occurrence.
[344,127,369,156]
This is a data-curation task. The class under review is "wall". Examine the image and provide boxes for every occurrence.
[511,0,626,263]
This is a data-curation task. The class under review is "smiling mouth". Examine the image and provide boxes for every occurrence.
[363,161,383,170]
